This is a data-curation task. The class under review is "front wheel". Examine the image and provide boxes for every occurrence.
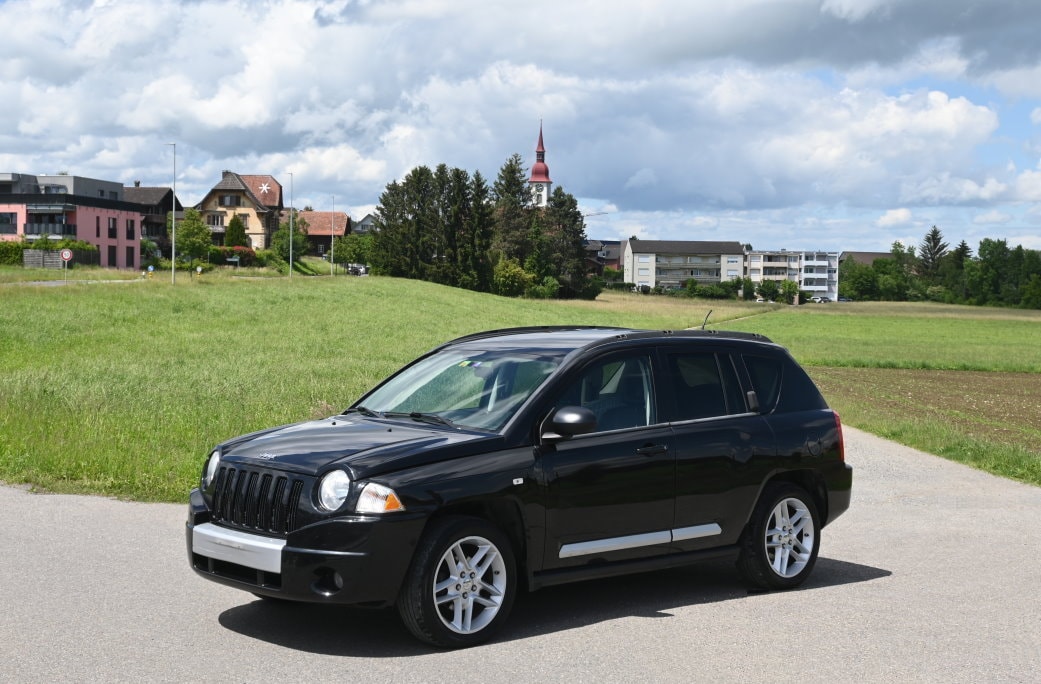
[397,516,517,648]
[738,484,821,590]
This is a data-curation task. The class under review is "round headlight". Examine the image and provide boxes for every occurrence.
[203,451,221,488]
[318,470,352,511]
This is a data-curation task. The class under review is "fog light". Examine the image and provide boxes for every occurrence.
[312,567,344,596]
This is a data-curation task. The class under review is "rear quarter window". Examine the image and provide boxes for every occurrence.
[743,353,827,413]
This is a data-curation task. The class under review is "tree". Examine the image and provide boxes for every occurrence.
[224,214,249,248]
[780,279,800,304]
[839,258,878,300]
[170,208,212,263]
[918,226,949,283]
[333,232,373,267]
[757,279,780,301]
[543,186,589,297]
[491,153,532,262]
[270,210,309,266]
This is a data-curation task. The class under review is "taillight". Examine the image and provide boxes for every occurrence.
[834,411,845,462]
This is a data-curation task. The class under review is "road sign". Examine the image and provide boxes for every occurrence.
[60,248,73,262]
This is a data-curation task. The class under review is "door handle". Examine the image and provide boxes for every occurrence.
[636,444,668,457]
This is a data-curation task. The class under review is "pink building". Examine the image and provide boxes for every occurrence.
[0,172,178,269]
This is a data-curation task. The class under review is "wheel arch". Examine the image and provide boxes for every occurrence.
[422,498,530,586]
[760,469,829,526]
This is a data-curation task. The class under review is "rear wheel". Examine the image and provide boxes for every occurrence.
[738,484,820,590]
[397,516,516,648]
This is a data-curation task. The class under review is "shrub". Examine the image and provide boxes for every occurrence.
[525,276,560,299]
[493,258,533,297]
[0,241,23,265]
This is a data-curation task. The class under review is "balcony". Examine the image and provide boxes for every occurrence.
[24,223,77,236]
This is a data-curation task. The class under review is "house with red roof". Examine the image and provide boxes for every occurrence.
[195,171,283,249]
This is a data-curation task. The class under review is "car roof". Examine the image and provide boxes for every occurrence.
[438,326,774,355]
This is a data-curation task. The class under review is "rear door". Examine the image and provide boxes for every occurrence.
[663,347,775,550]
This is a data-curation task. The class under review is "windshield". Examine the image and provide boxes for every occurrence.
[358,346,565,431]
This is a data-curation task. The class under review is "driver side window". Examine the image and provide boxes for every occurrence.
[559,354,656,432]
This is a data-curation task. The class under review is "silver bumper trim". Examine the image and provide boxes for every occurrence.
[192,522,286,574]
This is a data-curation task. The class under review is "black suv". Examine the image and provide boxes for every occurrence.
[187,327,852,648]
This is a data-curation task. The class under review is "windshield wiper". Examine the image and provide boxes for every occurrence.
[347,405,381,418]
[383,411,456,427]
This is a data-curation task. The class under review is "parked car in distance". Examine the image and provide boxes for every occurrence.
[809,296,831,303]
[186,327,852,648]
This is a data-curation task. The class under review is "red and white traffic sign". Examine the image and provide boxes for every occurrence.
[60,248,73,262]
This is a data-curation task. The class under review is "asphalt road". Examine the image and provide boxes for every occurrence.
[2,427,1039,683]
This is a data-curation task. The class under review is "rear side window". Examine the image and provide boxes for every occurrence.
[743,354,827,413]
[667,352,746,420]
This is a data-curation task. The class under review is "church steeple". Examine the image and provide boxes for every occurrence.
[528,123,552,208]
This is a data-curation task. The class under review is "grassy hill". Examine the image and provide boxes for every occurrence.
[1,276,1038,500]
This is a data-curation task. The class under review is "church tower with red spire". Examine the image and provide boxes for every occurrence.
[528,123,552,208]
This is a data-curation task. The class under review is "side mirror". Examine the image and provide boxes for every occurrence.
[541,406,597,442]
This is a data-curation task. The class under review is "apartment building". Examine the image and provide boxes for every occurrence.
[746,249,839,300]
[622,239,746,289]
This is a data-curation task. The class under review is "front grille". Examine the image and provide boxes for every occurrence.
[211,466,305,535]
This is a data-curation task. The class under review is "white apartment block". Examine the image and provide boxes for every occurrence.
[623,240,839,300]
[746,249,838,300]
[623,240,746,289]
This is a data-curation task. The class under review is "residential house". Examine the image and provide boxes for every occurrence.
[623,239,746,289]
[0,172,177,269]
[583,239,622,276]
[839,251,891,266]
[195,171,283,249]
[353,213,376,235]
[292,210,351,256]
[123,181,182,255]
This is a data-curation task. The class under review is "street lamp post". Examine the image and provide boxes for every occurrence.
[167,142,176,283]
[330,194,335,277]
[287,172,294,279]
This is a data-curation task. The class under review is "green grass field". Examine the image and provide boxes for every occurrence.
[2,272,1039,500]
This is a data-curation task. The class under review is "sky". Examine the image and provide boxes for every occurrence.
[3,0,1041,253]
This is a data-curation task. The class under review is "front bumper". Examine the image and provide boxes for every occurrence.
[186,488,427,607]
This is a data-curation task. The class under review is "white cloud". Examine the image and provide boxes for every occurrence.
[1014,170,1041,202]
[877,208,913,227]
[972,210,1012,225]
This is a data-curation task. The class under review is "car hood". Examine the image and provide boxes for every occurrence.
[218,414,499,477]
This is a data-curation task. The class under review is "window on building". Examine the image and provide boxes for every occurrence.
[107,245,116,267]
[219,195,241,207]
[126,218,135,240]
[638,268,650,276]
[206,214,225,227]
[638,255,650,263]
[0,212,16,234]
[108,217,117,239]
[96,216,100,238]
[126,246,135,270]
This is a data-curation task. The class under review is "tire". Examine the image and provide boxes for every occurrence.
[738,484,820,590]
[397,516,517,648]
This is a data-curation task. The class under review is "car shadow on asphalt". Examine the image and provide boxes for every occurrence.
[216,556,889,656]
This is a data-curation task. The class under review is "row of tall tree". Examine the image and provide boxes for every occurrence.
[362,155,598,299]
[840,226,1041,308]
